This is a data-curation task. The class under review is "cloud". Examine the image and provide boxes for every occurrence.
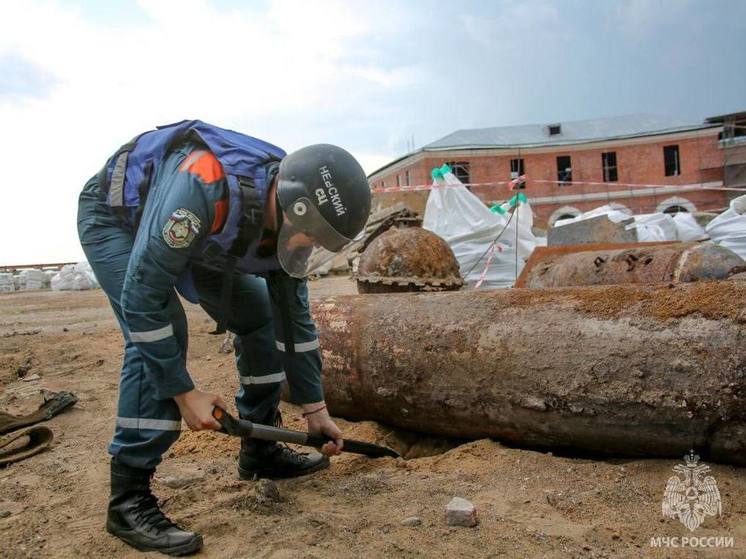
[0,0,415,264]
[0,51,57,103]
[460,1,564,48]
[613,0,693,34]
[0,0,743,265]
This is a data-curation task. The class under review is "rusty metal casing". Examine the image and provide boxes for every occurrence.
[311,282,746,466]
[516,242,745,288]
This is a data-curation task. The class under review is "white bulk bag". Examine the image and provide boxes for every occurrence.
[423,170,536,289]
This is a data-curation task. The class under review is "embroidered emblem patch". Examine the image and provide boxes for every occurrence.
[162,209,201,248]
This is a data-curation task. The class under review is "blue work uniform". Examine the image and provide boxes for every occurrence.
[77,141,323,469]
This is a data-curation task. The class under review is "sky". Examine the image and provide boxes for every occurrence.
[0,0,744,265]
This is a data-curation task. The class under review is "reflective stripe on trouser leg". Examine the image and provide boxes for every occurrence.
[107,343,182,469]
[275,338,319,352]
[78,184,185,470]
[129,324,174,343]
[234,322,284,423]
[111,292,187,469]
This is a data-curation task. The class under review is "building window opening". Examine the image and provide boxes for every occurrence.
[663,205,689,214]
[548,124,561,135]
[446,161,471,186]
[556,214,577,221]
[664,145,680,176]
[396,174,401,188]
[602,151,618,182]
[556,156,572,185]
[510,158,525,179]
[405,170,411,187]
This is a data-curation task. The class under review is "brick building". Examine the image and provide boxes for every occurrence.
[707,111,746,189]
[368,114,737,227]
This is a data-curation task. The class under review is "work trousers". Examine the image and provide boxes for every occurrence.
[77,181,284,469]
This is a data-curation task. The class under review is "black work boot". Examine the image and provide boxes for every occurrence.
[237,410,329,480]
[106,460,203,556]
[238,438,330,480]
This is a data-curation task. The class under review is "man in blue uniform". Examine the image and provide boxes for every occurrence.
[77,121,371,555]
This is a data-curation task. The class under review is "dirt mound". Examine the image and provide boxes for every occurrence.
[1,286,745,558]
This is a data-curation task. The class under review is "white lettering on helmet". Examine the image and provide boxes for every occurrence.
[318,165,347,216]
[315,188,328,205]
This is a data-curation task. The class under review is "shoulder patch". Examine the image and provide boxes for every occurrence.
[179,150,225,184]
[162,208,202,249]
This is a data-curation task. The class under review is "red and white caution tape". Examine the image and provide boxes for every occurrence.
[473,243,503,289]
[371,178,740,194]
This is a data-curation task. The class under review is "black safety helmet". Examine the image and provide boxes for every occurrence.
[275,144,371,277]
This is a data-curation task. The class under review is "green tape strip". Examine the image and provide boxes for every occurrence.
[508,192,528,206]
[431,164,453,181]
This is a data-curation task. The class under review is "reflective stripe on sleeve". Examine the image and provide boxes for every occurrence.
[109,151,129,207]
[239,371,286,385]
[129,324,174,343]
[275,339,320,352]
[116,417,182,431]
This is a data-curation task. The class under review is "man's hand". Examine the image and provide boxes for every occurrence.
[303,402,343,456]
[173,389,227,431]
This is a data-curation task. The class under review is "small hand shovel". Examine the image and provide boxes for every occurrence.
[212,407,400,459]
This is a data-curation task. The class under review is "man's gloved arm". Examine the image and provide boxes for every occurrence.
[121,152,226,400]
[266,273,324,404]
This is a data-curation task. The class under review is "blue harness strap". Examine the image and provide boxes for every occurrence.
[96,120,289,337]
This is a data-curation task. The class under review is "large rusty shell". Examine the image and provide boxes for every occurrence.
[354,227,463,293]
[516,242,746,288]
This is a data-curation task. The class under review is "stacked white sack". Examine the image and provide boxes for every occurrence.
[423,171,536,289]
[73,261,100,289]
[51,262,100,291]
[0,273,14,293]
[20,269,46,290]
[553,204,707,242]
[43,270,56,288]
[672,212,708,242]
[706,195,746,260]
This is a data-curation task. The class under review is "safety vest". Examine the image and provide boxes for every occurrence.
[98,120,288,334]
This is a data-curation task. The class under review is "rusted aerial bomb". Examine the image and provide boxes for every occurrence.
[311,281,746,466]
[352,227,463,293]
[515,242,745,288]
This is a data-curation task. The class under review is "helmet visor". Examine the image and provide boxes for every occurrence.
[276,196,354,278]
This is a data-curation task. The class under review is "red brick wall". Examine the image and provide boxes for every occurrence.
[370,132,730,224]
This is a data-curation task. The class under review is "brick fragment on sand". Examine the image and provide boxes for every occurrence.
[445,497,477,527]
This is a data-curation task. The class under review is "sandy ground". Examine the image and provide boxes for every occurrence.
[0,277,744,558]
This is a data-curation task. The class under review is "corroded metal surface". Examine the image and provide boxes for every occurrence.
[516,242,745,288]
[358,212,422,253]
[311,281,746,466]
[353,227,463,293]
[307,203,420,275]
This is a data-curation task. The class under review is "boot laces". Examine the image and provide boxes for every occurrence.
[132,492,178,534]
[272,410,310,460]
[272,443,310,464]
